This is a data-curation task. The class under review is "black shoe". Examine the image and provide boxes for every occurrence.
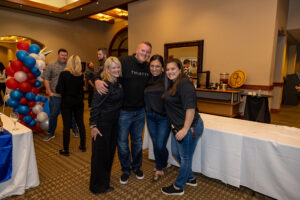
[161,184,184,196]
[186,178,197,186]
[43,133,55,141]
[120,173,129,184]
[79,146,86,152]
[133,169,144,179]
[59,149,70,156]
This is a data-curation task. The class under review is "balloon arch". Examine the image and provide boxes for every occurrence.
[5,40,49,132]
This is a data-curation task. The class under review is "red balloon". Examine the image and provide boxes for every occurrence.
[26,72,35,80]
[11,60,24,72]
[28,78,37,84]
[17,41,29,52]
[19,97,28,105]
[6,65,15,77]
[34,123,43,133]
[23,66,31,73]
[28,110,37,118]
[27,101,36,107]
[19,114,24,120]
[19,81,32,93]
[5,78,20,89]
[20,121,27,127]
[31,87,39,95]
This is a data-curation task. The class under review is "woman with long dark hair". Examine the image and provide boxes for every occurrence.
[161,59,204,195]
[144,55,170,181]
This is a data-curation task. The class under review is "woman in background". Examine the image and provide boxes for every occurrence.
[89,57,123,194]
[144,55,170,181]
[0,62,6,106]
[56,55,86,156]
[161,59,204,195]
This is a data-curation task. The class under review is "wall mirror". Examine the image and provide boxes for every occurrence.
[164,40,204,86]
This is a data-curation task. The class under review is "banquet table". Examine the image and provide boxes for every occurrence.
[0,114,39,199]
[143,113,300,200]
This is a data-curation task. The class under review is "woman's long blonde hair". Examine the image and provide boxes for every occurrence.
[64,55,82,76]
[101,56,122,83]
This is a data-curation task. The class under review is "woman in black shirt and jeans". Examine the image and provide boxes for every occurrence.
[161,59,204,196]
[144,55,170,181]
[56,55,86,156]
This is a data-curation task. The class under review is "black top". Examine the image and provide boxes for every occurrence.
[164,77,199,130]
[89,80,123,126]
[56,71,84,104]
[119,54,150,110]
[144,73,166,116]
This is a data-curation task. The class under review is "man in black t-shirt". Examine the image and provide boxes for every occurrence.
[95,42,152,185]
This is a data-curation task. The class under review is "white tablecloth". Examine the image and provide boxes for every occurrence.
[0,114,39,199]
[143,113,300,200]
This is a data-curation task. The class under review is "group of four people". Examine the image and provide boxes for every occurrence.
[90,41,204,195]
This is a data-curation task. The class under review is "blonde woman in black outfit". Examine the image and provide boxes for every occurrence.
[56,55,86,156]
[89,57,123,194]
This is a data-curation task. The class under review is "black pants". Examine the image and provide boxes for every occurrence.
[61,100,86,151]
[0,83,6,105]
[87,85,94,107]
[89,112,119,194]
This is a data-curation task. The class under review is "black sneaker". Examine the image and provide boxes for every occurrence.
[161,184,184,195]
[43,133,55,141]
[120,173,129,184]
[186,178,197,186]
[133,169,144,179]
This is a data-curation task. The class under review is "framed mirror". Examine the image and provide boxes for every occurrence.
[164,40,204,81]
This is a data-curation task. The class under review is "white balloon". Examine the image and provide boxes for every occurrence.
[32,104,44,114]
[35,60,45,70]
[37,76,44,82]
[37,112,48,122]
[39,120,49,131]
[14,71,28,82]
[29,53,39,60]
[38,53,45,61]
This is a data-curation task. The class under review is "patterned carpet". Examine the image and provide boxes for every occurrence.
[3,100,276,200]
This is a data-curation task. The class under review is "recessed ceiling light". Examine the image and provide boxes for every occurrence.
[66,12,69,15]
[80,8,83,11]
[96,1,99,5]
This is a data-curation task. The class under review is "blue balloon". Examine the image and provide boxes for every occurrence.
[33,80,41,88]
[23,56,36,68]
[16,50,29,61]
[31,67,39,74]
[7,98,19,108]
[25,92,36,101]
[34,70,41,77]
[23,115,33,124]
[28,119,36,127]
[10,90,24,101]
[34,95,41,102]
[18,105,30,115]
[13,107,20,114]
[40,96,48,103]
[43,100,50,116]
[28,44,40,54]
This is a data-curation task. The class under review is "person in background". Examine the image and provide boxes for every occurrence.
[94,48,108,79]
[95,42,152,184]
[89,57,123,194]
[144,55,170,181]
[161,59,204,195]
[183,59,191,79]
[56,55,86,156]
[43,49,79,141]
[0,62,6,106]
[85,61,95,108]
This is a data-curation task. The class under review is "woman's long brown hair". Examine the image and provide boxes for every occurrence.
[165,59,187,96]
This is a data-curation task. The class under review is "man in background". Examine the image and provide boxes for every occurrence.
[85,61,95,108]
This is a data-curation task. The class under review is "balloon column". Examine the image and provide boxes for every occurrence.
[5,41,48,132]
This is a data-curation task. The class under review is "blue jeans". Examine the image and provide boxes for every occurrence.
[146,111,170,170]
[48,96,78,135]
[117,108,145,174]
[171,118,204,189]
[48,96,61,135]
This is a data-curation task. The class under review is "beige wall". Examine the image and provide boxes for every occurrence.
[287,0,300,29]
[0,7,127,66]
[128,0,279,85]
